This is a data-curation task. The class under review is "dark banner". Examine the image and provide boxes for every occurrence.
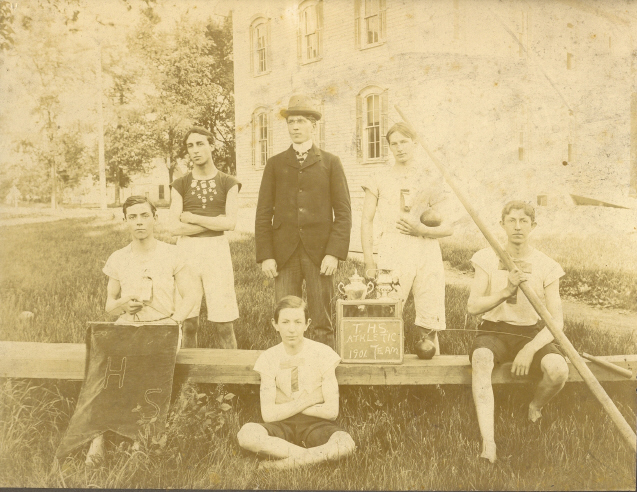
[56,323,180,459]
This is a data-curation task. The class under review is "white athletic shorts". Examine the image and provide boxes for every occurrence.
[377,232,446,332]
[176,235,239,322]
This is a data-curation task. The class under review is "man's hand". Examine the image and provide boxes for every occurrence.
[396,213,423,237]
[261,259,278,278]
[506,267,529,296]
[320,255,339,276]
[511,345,535,377]
[124,297,144,315]
[180,212,196,224]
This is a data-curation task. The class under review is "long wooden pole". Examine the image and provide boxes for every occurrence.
[394,105,637,452]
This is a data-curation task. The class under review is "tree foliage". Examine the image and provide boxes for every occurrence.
[0,0,15,52]
[1,0,235,206]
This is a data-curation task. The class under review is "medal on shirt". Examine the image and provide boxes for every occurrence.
[498,259,532,304]
[139,275,153,303]
[400,189,412,212]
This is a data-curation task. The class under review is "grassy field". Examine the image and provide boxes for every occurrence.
[0,218,636,489]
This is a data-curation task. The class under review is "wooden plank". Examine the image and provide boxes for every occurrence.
[0,341,636,385]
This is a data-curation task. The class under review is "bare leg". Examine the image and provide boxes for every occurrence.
[85,433,105,466]
[471,348,497,463]
[237,423,305,459]
[215,321,237,349]
[181,317,198,348]
[528,354,569,422]
[259,432,356,470]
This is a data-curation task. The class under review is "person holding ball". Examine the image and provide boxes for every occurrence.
[361,122,454,359]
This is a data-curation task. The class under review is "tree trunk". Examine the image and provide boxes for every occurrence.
[50,157,57,210]
[114,166,121,206]
[166,155,174,204]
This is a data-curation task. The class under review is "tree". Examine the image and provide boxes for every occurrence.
[5,0,95,208]
[0,0,15,52]
[131,8,235,185]
[104,114,155,205]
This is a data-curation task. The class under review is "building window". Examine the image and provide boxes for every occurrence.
[366,94,381,158]
[354,0,386,49]
[312,102,325,149]
[298,1,323,63]
[356,86,388,163]
[250,17,271,75]
[537,194,547,206]
[252,107,272,169]
[158,185,165,200]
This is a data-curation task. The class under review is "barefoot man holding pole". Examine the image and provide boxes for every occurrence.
[393,104,636,456]
[467,201,568,462]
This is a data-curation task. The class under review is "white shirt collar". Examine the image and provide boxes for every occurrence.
[292,139,313,154]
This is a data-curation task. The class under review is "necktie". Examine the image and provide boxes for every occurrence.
[295,150,309,164]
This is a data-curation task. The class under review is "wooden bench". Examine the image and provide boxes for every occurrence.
[1,341,635,385]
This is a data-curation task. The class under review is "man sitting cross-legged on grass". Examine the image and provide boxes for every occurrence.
[467,201,569,463]
[237,295,355,470]
[85,195,199,466]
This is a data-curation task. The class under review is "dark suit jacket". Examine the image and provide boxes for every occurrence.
[255,144,352,267]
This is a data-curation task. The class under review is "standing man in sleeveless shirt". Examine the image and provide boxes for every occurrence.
[168,127,241,349]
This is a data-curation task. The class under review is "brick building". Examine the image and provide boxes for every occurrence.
[231,0,636,213]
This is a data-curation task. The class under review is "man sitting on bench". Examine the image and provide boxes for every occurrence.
[237,295,355,469]
[85,195,199,466]
[467,201,569,463]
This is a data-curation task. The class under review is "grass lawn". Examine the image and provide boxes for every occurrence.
[0,218,635,489]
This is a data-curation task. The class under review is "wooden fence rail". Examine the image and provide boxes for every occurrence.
[1,341,636,386]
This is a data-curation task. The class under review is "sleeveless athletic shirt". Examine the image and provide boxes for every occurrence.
[171,171,241,238]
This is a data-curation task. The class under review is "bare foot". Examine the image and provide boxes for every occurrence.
[528,404,542,422]
[480,440,497,463]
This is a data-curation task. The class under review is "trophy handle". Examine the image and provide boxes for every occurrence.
[337,282,346,296]
[365,268,377,279]
[366,281,375,295]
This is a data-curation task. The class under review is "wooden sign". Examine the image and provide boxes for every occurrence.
[337,311,404,365]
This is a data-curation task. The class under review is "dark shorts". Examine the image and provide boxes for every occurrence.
[469,320,564,378]
[258,413,344,448]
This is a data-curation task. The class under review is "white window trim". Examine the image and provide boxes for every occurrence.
[250,17,272,77]
[356,86,388,164]
[298,0,323,65]
[354,0,386,50]
[252,107,272,170]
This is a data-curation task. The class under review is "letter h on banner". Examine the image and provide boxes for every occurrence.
[103,356,127,389]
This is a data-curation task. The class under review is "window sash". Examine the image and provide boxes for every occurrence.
[255,24,267,72]
[302,5,319,60]
[365,94,381,159]
[365,16,379,44]
[257,113,269,167]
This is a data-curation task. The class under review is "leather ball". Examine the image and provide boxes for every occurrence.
[420,209,442,227]
[415,339,436,360]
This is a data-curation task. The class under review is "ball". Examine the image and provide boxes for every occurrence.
[420,209,442,227]
[415,339,436,360]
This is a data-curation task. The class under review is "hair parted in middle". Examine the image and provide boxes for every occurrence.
[386,122,417,143]
[501,200,536,223]
[273,295,309,323]
[183,126,215,148]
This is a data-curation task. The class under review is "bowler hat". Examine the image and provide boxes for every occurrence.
[280,94,322,120]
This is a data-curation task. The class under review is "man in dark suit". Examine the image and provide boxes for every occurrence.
[255,94,352,349]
